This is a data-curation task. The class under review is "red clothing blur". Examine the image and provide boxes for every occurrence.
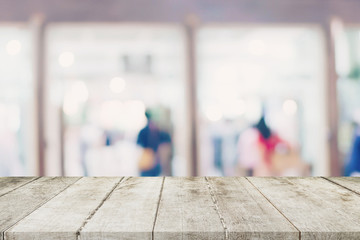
[258,134,283,166]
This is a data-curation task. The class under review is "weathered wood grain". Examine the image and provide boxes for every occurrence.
[5,177,122,240]
[207,177,299,239]
[0,177,37,197]
[153,177,224,240]
[2,177,360,240]
[325,177,360,195]
[0,177,80,240]
[248,177,360,240]
[80,177,164,240]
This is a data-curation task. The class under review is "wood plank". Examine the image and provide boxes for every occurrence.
[206,177,299,239]
[0,177,79,240]
[325,177,360,195]
[248,177,360,239]
[5,177,122,240]
[0,177,37,197]
[80,177,164,240]
[153,177,224,239]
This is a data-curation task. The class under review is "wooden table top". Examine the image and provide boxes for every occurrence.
[0,177,359,240]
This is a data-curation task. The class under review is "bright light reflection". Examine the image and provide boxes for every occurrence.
[123,100,147,131]
[222,99,246,119]
[100,100,124,129]
[63,93,79,116]
[282,99,298,116]
[205,105,223,122]
[72,81,88,103]
[63,81,89,116]
[58,51,75,68]
[109,77,126,93]
[99,100,146,131]
[6,40,21,55]
[244,98,262,122]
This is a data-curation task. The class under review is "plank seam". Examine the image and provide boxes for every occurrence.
[76,177,127,240]
[245,177,301,240]
[205,177,229,240]
[152,177,165,240]
[321,177,360,196]
[3,177,82,240]
[1,177,41,240]
[0,177,41,198]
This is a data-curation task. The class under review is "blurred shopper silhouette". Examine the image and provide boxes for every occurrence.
[237,115,284,176]
[137,110,172,176]
[237,114,309,176]
[345,122,360,176]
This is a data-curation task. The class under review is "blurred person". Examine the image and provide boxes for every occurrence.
[255,116,283,171]
[344,111,360,176]
[137,110,172,176]
[237,115,282,175]
[344,126,360,176]
[237,114,308,176]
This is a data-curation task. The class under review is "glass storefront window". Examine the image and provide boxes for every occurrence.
[336,28,360,176]
[196,26,327,176]
[46,24,188,176]
[0,25,36,176]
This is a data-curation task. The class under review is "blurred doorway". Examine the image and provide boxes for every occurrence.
[45,24,189,176]
[196,25,328,176]
[0,25,37,175]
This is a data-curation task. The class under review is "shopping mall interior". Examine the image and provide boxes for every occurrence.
[1,0,360,176]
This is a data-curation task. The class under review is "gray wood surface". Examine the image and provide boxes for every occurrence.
[80,177,164,240]
[1,177,360,240]
[153,177,224,239]
[0,177,80,240]
[5,177,122,240]
[248,177,360,240]
[0,177,37,197]
[207,177,299,239]
[325,177,360,195]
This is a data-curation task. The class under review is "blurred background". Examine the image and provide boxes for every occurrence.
[1,0,360,176]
